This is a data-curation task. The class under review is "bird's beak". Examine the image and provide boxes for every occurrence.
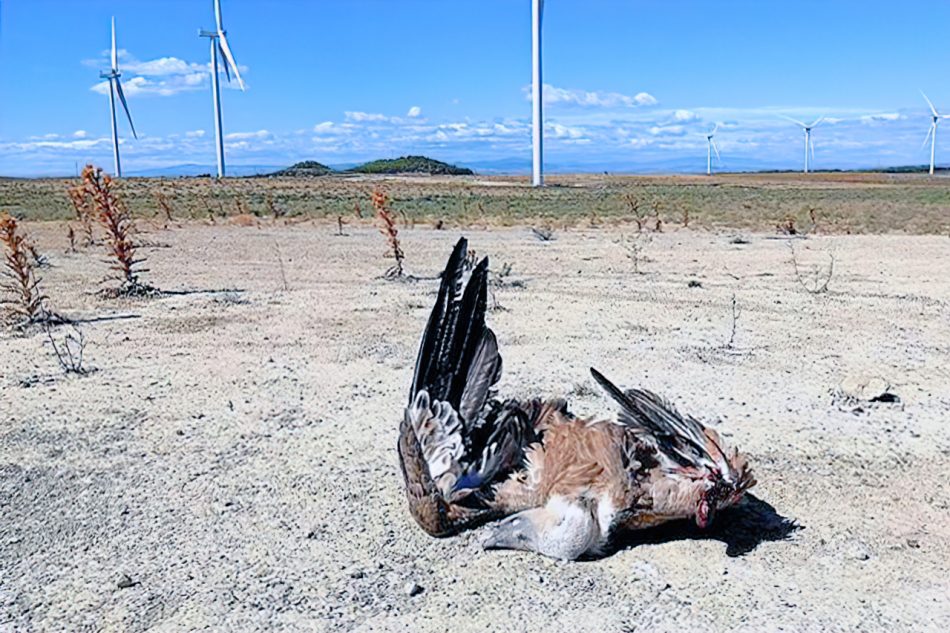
[695,499,715,529]
[482,514,538,552]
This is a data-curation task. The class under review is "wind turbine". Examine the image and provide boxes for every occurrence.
[782,115,824,173]
[920,91,948,175]
[100,17,137,178]
[531,0,543,187]
[200,0,245,178]
[705,124,721,175]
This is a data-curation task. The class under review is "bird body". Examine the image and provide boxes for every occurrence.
[398,238,755,559]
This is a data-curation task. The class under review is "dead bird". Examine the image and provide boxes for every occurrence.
[398,237,755,560]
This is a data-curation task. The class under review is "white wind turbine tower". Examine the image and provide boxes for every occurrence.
[920,91,948,175]
[531,0,544,187]
[782,115,824,173]
[200,0,245,178]
[705,124,721,175]
[100,17,137,178]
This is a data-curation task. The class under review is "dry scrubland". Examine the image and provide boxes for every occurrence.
[1,174,950,632]
[4,172,950,234]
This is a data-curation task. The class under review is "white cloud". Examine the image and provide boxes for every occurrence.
[546,122,585,139]
[224,129,271,140]
[673,109,698,122]
[73,130,88,139]
[649,125,685,136]
[87,51,247,98]
[860,112,904,124]
[185,129,206,138]
[345,111,389,122]
[407,106,422,118]
[538,84,658,108]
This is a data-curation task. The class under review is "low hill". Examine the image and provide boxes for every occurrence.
[347,155,474,175]
[269,161,334,177]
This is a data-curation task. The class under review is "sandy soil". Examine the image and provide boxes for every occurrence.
[1,222,949,632]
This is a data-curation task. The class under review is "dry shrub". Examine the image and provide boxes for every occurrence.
[777,216,798,235]
[617,232,652,274]
[265,193,285,219]
[80,165,155,296]
[230,214,258,227]
[623,193,649,231]
[530,226,556,241]
[1,212,50,327]
[154,190,175,226]
[66,181,95,246]
[46,323,88,374]
[371,189,405,277]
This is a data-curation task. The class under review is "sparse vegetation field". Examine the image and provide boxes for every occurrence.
[2,171,950,234]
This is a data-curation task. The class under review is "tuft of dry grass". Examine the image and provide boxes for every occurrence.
[1,212,50,328]
[80,165,155,296]
[371,189,405,278]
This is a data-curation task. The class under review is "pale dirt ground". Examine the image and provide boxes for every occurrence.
[1,222,949,632]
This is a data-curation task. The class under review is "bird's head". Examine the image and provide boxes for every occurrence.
[482,496,601,561]
[695,473,737,529]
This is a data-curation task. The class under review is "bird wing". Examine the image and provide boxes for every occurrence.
[400,237,538,536]
[590,368,736,479]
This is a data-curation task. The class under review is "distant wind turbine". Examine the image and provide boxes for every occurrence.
[705,125,721,175]
[531,0,543,187]
[781,115,824,174]
[920,91,948,176]
[200,0,245,178]
[100,17,137,178]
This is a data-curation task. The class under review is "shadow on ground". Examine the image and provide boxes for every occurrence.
[611,494,801,558]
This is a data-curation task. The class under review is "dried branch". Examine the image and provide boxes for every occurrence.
[372,189,405,278]
[46,322,88,375]
[788,242,835,294]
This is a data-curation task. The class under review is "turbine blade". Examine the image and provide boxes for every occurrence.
[921,90,939,117]
[115,78,137,139]
[218,42,231,83]
[810,137,816,162]
[215,0,224,33]
[712,139,721,162]
[779,114,807,128]
[217,31,245,91]
[111,17,118,72]
[810,116,825,128]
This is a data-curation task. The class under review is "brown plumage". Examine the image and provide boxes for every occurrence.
[398,238,756,559]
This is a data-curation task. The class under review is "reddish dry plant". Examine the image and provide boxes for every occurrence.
[80,165,152,294]
[66,181,96,246]
[0,212,48,327]
[154,190,174,224]
[371,189,405,277]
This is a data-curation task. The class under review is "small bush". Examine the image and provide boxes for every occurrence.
[80,165,156,296]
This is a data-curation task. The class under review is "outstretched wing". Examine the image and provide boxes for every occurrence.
[590,368,732,476]
[400,238,536,536]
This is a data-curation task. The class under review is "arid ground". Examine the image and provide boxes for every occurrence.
[1,196,949,631]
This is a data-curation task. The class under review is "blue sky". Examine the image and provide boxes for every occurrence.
[2,0,950,176]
